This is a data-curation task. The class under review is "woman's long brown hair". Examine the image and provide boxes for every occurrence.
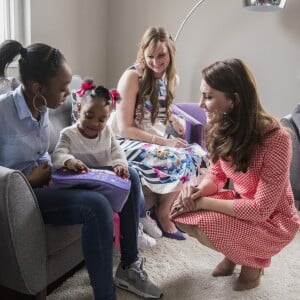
[202,58,279,172]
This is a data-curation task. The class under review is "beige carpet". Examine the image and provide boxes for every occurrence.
[48,228,300,300]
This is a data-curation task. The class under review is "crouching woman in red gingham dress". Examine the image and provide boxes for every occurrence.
[170,58,300,292]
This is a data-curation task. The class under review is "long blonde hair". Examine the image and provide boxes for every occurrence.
[135,26,177,124]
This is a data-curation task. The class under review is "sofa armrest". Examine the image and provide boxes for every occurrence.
[48,95,73,154]
[281,116,300,209]
[172,103,206,147]
[0,166,47,294]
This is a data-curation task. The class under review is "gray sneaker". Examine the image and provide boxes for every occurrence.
[114,258,162,299]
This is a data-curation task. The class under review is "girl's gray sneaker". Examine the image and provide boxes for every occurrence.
[114,258,162,299]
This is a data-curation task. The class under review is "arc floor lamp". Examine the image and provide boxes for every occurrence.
[174,0,287,42]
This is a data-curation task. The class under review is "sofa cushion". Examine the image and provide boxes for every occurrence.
[46,224,82,256]
[48,96,73,154]
[0,77,20,94]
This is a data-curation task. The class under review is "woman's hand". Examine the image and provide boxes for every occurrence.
[170,185,201,218]
[170,114,186,137]
[181,185,201,210]
[27,163,51,187]
[65,159,89,173]
[114,165,130,179]
[164,137,188,148]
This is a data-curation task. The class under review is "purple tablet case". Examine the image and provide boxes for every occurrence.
[50,168,131,212]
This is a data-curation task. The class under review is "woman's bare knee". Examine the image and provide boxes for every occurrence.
[175,223,217,251]
[195,229,218,250]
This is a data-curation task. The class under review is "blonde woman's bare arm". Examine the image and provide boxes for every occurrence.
[117,69,167,145]
[116,69,139,137]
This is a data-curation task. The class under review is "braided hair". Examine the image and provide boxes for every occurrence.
[0,40,65,86]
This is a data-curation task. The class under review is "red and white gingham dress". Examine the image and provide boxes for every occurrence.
[175,124,300,268]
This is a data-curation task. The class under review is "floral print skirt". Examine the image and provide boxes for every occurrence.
[118,138,209,194]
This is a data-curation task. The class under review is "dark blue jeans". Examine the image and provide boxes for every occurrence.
[34,166,141,300]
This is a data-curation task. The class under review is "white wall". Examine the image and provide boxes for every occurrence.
[30,0,108,84]
[28,0,300,118]
[107,0,300,117]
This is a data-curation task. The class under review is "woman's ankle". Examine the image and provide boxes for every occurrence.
[212,257,236,277]
[233,266,263,291]
[156,207,177,232]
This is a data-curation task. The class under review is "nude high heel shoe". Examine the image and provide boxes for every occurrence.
[212,257,236,277]
[233,266,264,291]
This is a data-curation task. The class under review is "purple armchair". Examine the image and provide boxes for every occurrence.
[171,103,207,147]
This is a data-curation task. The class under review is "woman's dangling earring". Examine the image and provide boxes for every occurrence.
[32,94,48,112]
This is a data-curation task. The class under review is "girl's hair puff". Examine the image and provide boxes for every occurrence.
[77,77,111,107]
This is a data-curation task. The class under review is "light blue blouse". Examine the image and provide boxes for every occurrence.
[0,86,51,175]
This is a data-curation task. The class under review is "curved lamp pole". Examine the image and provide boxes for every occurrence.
[174,0,205,42]
[174,0,287,42]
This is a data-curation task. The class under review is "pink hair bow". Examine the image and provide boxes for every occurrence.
[109,89,121,110]
[77,82,96,97]
[109,89,120,101]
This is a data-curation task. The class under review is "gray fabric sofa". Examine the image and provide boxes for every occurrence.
[0,95,83,299]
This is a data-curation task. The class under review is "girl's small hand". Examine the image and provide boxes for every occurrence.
[114,165,130,179]
[165,137,188,148]
[65,159,89,173]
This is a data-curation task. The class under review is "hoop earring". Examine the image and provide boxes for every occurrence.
[33,94,48,112]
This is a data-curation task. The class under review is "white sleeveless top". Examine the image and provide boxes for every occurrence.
[109,64,169,138]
